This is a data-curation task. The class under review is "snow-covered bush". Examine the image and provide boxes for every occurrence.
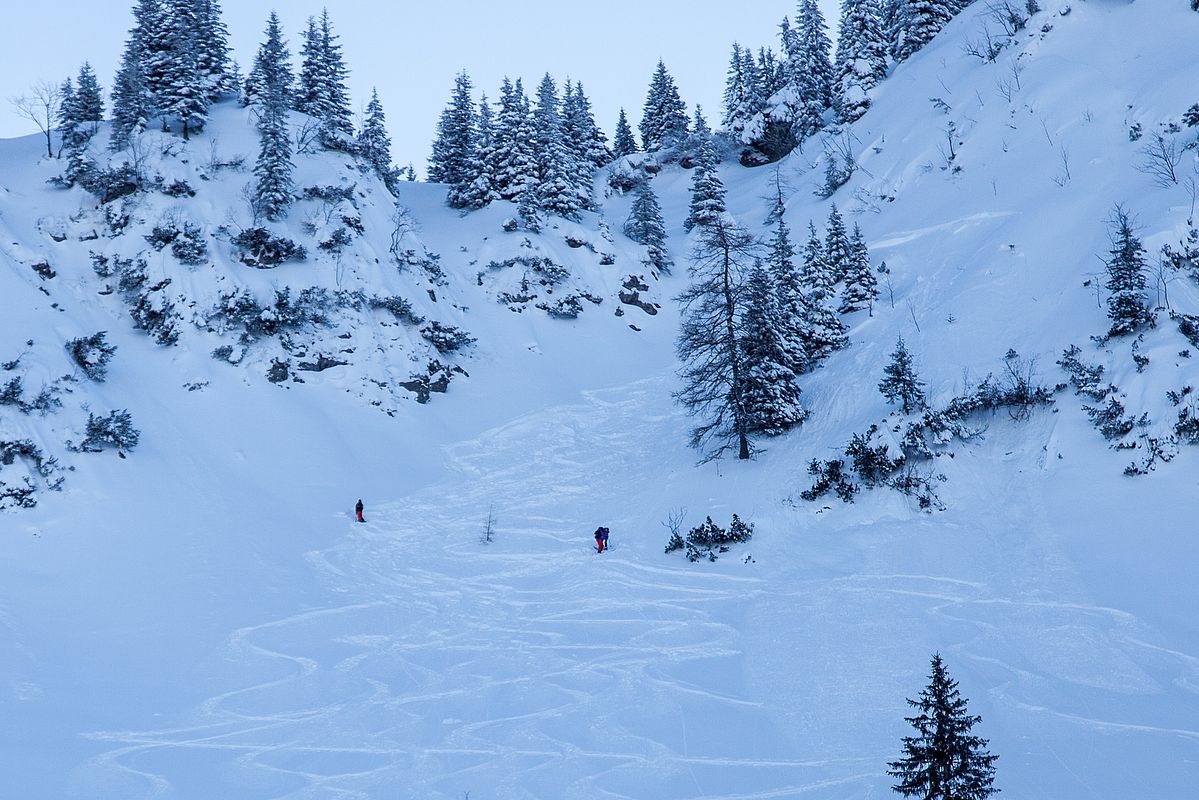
[1057,345,1109,400]
[1083,397,1138,440]
[664,514,754,562]
[231,227,307,268]
[81,164,141,204]
[80,410,140,453]
[420,322,476,354]
[171,224,208,265]
[66,332,117,381]
[318,227,353,252]
[369,295,424,325]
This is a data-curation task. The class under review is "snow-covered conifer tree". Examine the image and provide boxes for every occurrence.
[245,10,292,109]
[624,180,672,274]
[892,0,957,61]
[639,61,689,153]
[192,0,232,100]
[741,260,807,435]
[295,17,324,116]
[317,9,353,138]
[785,0,835,141]
[685,137,727,232]
[879,336,927,414]
[532,74,583,220]
[888,654,999,800]
[448,95,497,209]
[800,220,849,362]
[357,88,393,188]
[74,63,104,133]
[565,81,610,169]
[766,211,813,376]
[111,47,152,150]
[834,0,889,123]
[428,72,476,187]
[1104,207,1155,337]
[839,223,879,314]
[251,11,293,221]
[612,108,638,158]
[824,204,852,282]
[675,216,759,461]
[488,78,538,202]
[158,0,208,140]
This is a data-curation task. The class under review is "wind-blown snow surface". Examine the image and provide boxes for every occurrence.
[2,1,1199,798]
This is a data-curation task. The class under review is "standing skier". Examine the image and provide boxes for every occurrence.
[594,526,609,553]
[355,499,365,523]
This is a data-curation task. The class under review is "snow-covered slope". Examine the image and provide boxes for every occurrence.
[2,2,1198,798]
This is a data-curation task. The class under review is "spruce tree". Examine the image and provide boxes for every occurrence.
[245,10,292,109]
[722,43,747,131]
[448,94,497,209]
[317,8,353,137]
[624,180,672,274]
[532,73,583,220]
[675,216,759,461]
[685,154,727,232]
[834,0,889,123]
[840,223,879,314]
[74,63,104,133]
[892,0,957,61]
[251,11,294,221]
[612,108,638,158]
[1104,207,1155,337]
[110,46,152,150]
[357,88,393,188]
[158,0,208,140]
[488,77,538,202]
[193,0,232,100]
[295,16,324,116]
[428,71,476,186]
[879,336,927,414]
[800,220,849,363]
[741,259,807,435]
[782,0,835,141]
[640,60,689,153]
[566,81,610,169]
[824,204,853,282]
[766,212,814,376]
[888,654,999,800]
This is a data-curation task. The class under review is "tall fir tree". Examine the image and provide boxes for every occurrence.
[244,10,293,108]
[1104,207,1155,337]
[448,94,497,209]
[834,0,889,123]
[612,108,638,158]
[488,77,538,202]
[888,654,999,800]
[158,0,208,140]
[740,259,807,435]
[892,0,958,61]
[317,8,353,137]
[685,137,727,232]
[800,220,849,363]
[722,43,747,131]
[74,63,104,133]
[624,179,672,274]
[295,16,324,116]
[532,73,583,220]
[675,216,760,461]
[879,336,927,414]
[110,45,152,150]
[840,223,879,314]
[824,204,853,283]
[639,60,689,153]
[192,0,232,100]
[565,81,610,168]
[783,0,835,141]
[251,11,294,221]
[766,211,814,376]
[428,71,476,186]
[357,87,393,189]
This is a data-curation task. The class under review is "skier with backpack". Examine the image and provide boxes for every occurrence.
[594,526,610,553]
[355,499,365,523]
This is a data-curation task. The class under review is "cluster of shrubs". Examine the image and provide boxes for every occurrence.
[665,514,754,562]
[486,256,571,287]
[145,219,208,265]
[90,253,181,345]
[231,227,307,268]
[804,351,1055,510]
[420,321,475,354]
[0,438,65,509]
[1058,344,1145,443]
[66,332,117,381]
[207,287,331,345]
[1169,386,1199,444]
[79,409,140,453]
[368,295,424,325]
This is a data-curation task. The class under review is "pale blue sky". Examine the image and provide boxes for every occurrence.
[0,1,841,172]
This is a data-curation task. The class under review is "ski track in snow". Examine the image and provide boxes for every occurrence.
[79,376,1199,799]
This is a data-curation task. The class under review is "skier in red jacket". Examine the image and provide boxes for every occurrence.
[594,526,609,553]
[355,499,365,523]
